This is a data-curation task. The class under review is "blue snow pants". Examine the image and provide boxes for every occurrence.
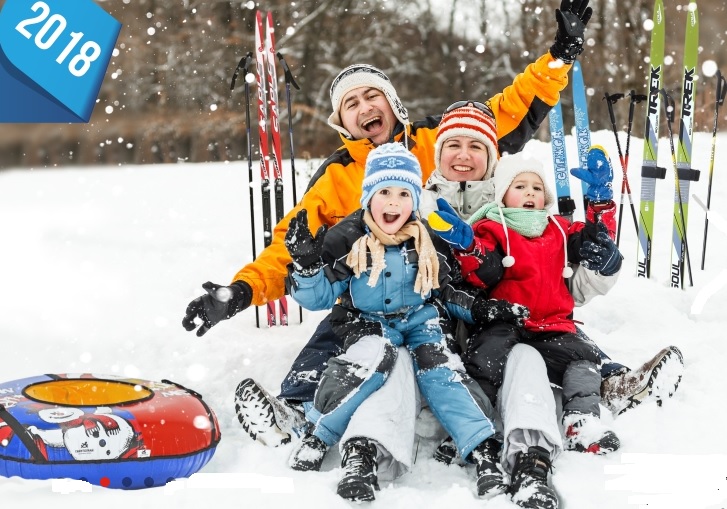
[304,305,497,460]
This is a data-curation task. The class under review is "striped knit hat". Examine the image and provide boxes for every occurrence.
[434,104,499,180]
[361,143,422,211]
[328,64,409,139]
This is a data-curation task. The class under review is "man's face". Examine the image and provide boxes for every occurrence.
[339,87,397,145]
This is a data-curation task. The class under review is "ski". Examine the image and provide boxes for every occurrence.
[669,0,700,289]
[264,11,289,325]
[571,60,591,210]
[636,0,666,279]
[278,51,304,324]
[549,100,576,222]
[254,10,277,326]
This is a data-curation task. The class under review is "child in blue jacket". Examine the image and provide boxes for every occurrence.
[284,142,525,501]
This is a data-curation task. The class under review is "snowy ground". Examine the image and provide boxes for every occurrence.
[1,130,726,508]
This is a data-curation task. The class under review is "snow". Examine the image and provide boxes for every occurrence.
[1,129,726,508]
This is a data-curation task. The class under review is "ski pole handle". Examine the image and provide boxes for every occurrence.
[603,92,623,126]
[230,52,253,91]
[277,52,300,90]
[660,89,675,124]
[717,70,727,109]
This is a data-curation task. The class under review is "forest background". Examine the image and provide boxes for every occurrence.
[1,0,726,169]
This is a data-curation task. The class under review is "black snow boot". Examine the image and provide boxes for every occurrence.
[508,445,559,509]
[469,437,507,498]
[288,432,328,471]
[337,437,380,502]
[433,435,459,465]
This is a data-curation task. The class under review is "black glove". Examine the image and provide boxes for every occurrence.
[579,222,622,275]
[550,0,593,63]
[471,296,530,327]
[285,209,327,276]
[182,280,252,337]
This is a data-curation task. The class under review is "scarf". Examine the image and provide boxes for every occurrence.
[345,210,440,297]
[467,202,549,238]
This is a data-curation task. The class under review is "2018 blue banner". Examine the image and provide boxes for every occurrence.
[0,0,121,123]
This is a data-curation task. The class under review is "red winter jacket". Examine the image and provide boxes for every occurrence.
[459,216,588,334]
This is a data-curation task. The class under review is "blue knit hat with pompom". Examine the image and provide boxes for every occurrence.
[361,143,422,210]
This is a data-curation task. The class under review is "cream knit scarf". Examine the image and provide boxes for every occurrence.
[346,210,440,297]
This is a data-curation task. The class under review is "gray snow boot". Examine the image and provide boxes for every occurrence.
[234,378,306,447]
[508,445,559,509]
[337,437,380,502]
[470,437,507,498]
[601,346,684,415]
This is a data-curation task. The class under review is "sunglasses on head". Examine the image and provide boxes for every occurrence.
[444,100,494,117]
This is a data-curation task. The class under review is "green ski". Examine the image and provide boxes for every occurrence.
[636,0,666,279]
[669,1,700,288]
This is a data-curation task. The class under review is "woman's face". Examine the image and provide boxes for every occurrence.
[439,135,489,182]
[368,186,414,234]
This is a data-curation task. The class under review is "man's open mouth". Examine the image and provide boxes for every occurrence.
[362,116,383,132]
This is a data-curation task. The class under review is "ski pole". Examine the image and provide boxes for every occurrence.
[230,52,260,327]
[277,50,303,324]
[660,89,694,287]
[701,70,727,269]
[277,52,300,204]
[623,90,647,241]
[604,92,638,245]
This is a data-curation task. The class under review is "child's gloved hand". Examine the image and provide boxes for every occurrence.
[571,145,613,202]
[471,296,530,327]
[285,209,327,275]
[428,198,474,251]
[579,222,622,275]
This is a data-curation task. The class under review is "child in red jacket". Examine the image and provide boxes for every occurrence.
[432,146,622,454]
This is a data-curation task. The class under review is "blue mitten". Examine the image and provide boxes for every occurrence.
[428,198,474,251]
[570,145,614,202]
[579,222,622,275]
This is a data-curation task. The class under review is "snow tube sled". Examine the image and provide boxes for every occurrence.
[0,374,221,489]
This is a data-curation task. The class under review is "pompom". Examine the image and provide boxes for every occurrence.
[562,266,574,278]
[502,255,515,267]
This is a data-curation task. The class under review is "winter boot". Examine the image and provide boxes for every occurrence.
[470,437,507,498]
[563,413,620,455]
[601,346,684,415]
[336,437,380,502]
[289,432,329,471]
[508,445,559,509]
[433,435,459,465]
[234,378,306,447]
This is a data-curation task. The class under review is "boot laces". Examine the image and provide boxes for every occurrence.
[512,448,552,486]
[342,440,377,477]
